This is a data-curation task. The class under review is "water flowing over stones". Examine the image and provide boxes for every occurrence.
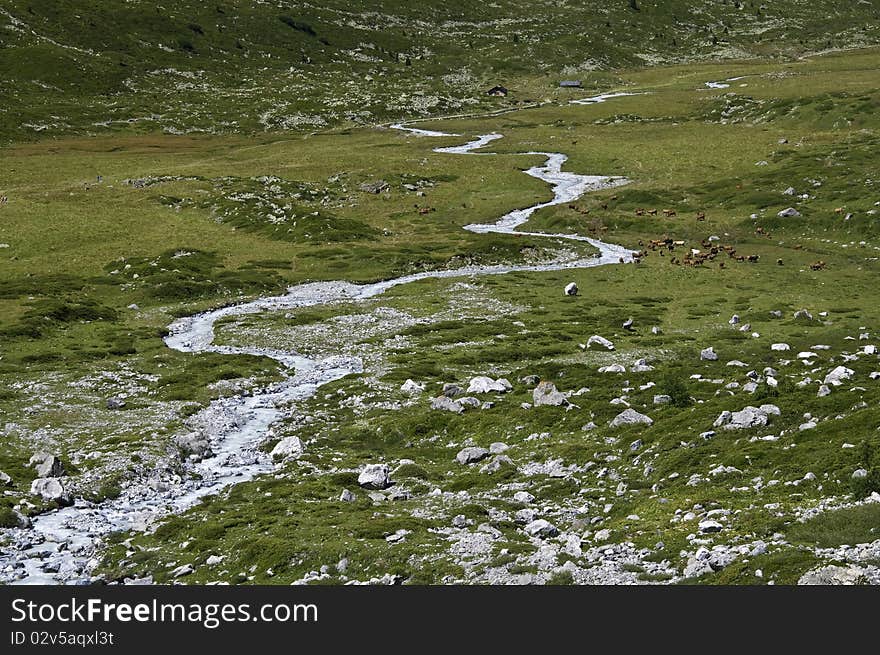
[1,124,635,584]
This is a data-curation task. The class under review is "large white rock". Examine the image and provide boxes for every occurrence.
[777,207,801,218]
[609,408,653,428]
[564,282,578,296]
[824,366,855,386]
[524,519,559,538]
[533,381,568,407]
[270,436,304,460]
[400,379,425,394]
[714,404,779,430]
[456,447,490,465]
[771,343,790,351]
[30,477,66,502]
[586,335,615,351]
[466,376,512,394]
[599,364,626,373]
[358,464,391,490]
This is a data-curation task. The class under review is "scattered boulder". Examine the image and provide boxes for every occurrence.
[714,405,779,430]
[622,318,634,331]
[466,376,512,394]
[586,335,615,351]
[564,282,578,296]
[480,454,514,474]
[431,396,464,413]
[340,488,356,502]
[489,442,509,454]
[599,364,626,373]
[0,471,11,486]
[270,436,304,460]
[30,477,68,503]
[794,309,814,320]
[777,207,801,218]
[771,343,790,351]
[524,519,558,538]
[357,464,391,490]
[852,468,868,480]
[824,366,854,386]
[29,453,65,478]
[698,520,723,533]
[400,379,425,395]
[631,358,654,373]
[609,408,653,428]
[456,447,490,465]
[782,187,796,196]
[817,384,831,397]
[513,491,535,504]
[700,347,718,361]
[533,381,568,407]
[653,394,671,405]
[106,397,126,410]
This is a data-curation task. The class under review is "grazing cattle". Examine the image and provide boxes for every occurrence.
[755,227,765,235]
[719,261,725,269]
[662,209,677,217]
[635,208,646,216]
[747,254,760,262]
[777,258,784,265]
[696,211,706,221]
[834,207,845,214]
[647,209,658,216]
[810,260,827,271]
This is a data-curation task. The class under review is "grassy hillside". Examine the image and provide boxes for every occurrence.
[1,0,879,142]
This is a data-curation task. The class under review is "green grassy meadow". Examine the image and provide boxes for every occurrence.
[1,44,880,583]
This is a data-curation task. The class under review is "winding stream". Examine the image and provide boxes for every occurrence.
[1,125,633,585]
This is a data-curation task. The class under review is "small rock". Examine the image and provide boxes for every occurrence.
[466,376,512,394]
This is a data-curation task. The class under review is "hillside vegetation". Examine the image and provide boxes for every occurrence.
[1,0,880,141]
